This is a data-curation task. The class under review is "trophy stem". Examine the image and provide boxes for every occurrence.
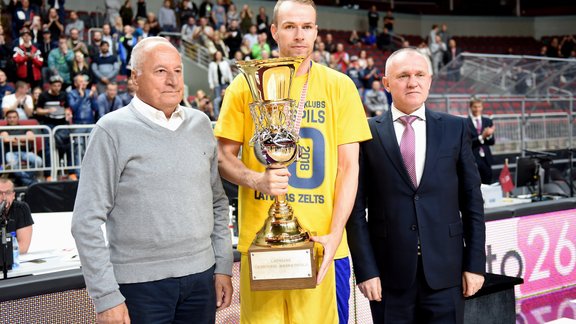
[270,194,293,220]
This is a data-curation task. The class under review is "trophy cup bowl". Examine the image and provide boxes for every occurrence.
[238,57,317,290]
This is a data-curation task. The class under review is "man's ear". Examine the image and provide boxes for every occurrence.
[271,24,278,43]
[382,76,390,92]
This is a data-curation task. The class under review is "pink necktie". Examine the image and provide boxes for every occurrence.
[476,118,485,155]
[399,115,418,187]
[475,118,482,134]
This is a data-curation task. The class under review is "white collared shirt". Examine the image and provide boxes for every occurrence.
[391,104,427,185]
[132,95,185,131]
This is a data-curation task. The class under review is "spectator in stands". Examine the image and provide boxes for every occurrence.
[34,74,70,127]
[242,24,258,50]
[227,4,240,25]
[146,12,161,36]
[559,35,575,58]
[255,6,269,36]
[212,29,229,58]
[91,41,120,94]
[348,30,361,48]
[443,38,463,81]
[47,0,66,22]
[181,16,197,43]
[36,29,57,69]
[428,24,439,46]
[193,17,215,48]
[360,57,380,90]
[89,31,104,60]
[401,39,410,48]
[212,0,227,30]
[468,97,495,184]
[2,110,43,186]
[331,43,350,73]
[367,5,379,36]
[438,23,451,45]
[430,34,446,75]
[239,39,252,60]
[208,50,232,111]
[67,28,89,57]
[101,23,118,55]
[0,178,33,253]
[316,42,331,66]
[230,51,244,77]
[11,0,36,41]
[65,11,85,41]
[70,50,91,86]
[224,19,243,59]
[31,86,42,108]
[136,0,147,21]
[94,82,123,118]
[383,10,395,33]
[119,0,134,27]
[48,35,74,88]
[376,28,392,51]
[179,0,198,23]
[192,89,216,121]
[357,50,368,69]
[33,74,72,181]
[45,7,64,41]
[13,29,43,89]
[158,0,177,32]
[240,4,254,34]
[0,70,15,104]
[0,33,15,82]
[416,41,432,62]
[361,31,376,47]
[118,25,138,75]
[72,36,233,324]
[68,74,97,124]
[325,32,336,53]
[347,55,364,93]
[29,15,42,44]
[118,78,136,105]
[546,37,561,58]
[363,79,389,116]
[105,0,122,25]
[312,50,327,66]
[539,45,548,57]
[251,32,271,60]
[2,81,33,119]
[199,0,215,20]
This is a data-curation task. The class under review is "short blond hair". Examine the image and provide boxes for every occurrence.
[273,0,316,25]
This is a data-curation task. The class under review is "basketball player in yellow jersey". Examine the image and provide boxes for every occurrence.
[214,0,371,323]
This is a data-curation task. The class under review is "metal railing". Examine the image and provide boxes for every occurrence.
[427,95,575,154]
[52,125,95,178]
[0,125,53,178]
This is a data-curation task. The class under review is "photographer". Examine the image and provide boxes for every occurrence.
[0,178,33,254]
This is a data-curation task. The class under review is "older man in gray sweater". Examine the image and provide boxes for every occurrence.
[72,37,233,324]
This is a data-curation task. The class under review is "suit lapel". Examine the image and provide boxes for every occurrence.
[419,109,443,189]
[374,112,415,190]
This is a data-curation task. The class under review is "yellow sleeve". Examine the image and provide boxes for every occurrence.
[336,75,372,145]
[213,74,250,143]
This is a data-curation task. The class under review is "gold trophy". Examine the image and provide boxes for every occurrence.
[237,57,317,290]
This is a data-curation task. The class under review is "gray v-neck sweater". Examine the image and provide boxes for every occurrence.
[72,104,233,313]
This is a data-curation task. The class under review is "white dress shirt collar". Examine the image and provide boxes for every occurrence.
[132,95,185,131]
[391,104,427,122]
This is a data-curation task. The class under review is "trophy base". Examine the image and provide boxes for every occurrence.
[248,241,317,291]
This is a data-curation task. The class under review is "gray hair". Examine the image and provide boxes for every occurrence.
[129,37,178,76]
[385,48,433,76]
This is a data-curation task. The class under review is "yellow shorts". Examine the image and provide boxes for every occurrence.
[239,254,338,324]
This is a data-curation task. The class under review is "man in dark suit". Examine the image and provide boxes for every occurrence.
[443,38,463,81]
[347,48,486,324]
[468,97,495,184]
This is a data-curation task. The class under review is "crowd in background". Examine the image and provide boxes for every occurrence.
[0,0,574,186]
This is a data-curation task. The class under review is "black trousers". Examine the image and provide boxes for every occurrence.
[369,258,464,324]
[119,265,216,324]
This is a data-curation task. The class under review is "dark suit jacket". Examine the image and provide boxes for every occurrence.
[347,109,486,291]
[443,47,463,67]
[467,116,495,166]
